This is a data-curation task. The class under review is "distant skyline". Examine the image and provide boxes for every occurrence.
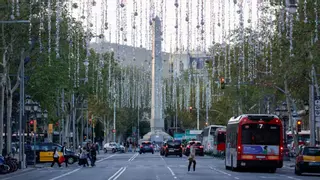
[71,0,261,53]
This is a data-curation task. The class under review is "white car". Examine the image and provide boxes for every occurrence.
[103,142,117,153]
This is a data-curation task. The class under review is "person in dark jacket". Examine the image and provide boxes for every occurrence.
[61,142,69,167]
[90,144,97,166]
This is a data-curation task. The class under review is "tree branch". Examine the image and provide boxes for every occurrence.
[10,50,24,93]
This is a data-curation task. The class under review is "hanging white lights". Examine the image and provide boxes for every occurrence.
[28,1,33,45]
[39,1,44,53]
[48,0,52,65]
[315,0,319,42]
[304,0,308,23]
[55,0,62,59]
[11,0,15,20]
[16,0,20,17]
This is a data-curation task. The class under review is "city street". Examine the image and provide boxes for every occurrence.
[1,152,319,180]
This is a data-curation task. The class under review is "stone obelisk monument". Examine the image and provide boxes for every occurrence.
[150,16,163,133]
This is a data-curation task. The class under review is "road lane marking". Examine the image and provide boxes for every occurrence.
[279,175,301,180]
[128,153,139,161]
[108,167,124,180]
[48,154,115,180]
[48,168,81,180]
[167,166,177,179]
[209,166,232,176]
[97,154,116,163]
[113,167,127,180]
[234,177,240,180]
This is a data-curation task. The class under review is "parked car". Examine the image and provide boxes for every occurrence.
[139,141,154,154]
[295,146,320,175]
[164,140,183,157]
[115,143,125,153]
[184,141,204,156]
[103,142,117,153]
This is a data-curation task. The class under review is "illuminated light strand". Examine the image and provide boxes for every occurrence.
[55,0,61,59]
[304,0,308,23]
[39,2,44,53]
[139,0,143,48]
[16,0,20,17]
[28,1,33,46]
[47,0,51,65]
[11,0,15,20]
[315,0,319,42]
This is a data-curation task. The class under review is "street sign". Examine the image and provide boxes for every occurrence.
[189,130,202,135]
[314,97,320,128]
[314,96,320,117]
[174,133,184,139]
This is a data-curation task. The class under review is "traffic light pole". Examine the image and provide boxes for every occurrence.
[113,99,116,142]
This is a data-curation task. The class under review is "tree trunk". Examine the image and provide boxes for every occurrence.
[0,85,4,152]
[64,114,69,146]
[6,89,12,153]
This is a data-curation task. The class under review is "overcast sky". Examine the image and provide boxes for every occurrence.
[72,0,260,53]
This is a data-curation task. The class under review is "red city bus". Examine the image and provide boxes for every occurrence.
[225,114,284,172]
[213,127,226,156]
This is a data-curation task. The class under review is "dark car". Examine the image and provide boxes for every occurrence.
[184,141,204,156]
[139,141,154,154]
[164,140,183,157]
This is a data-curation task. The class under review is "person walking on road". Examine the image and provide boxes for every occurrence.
[61,142,69,167]
[90,144,97,166]
[51,147,61,168]
[187,142,196,172]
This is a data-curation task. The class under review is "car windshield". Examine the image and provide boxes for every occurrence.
[241,124,280,145]
[142,142,151,146]
[167,141,181,148]
[303,147,320,156]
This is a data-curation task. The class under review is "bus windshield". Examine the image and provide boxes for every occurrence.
[241,124,280,145]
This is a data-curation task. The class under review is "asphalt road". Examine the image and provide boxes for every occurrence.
[1,152,319,180]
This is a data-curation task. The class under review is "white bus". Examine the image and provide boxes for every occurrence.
[201,125,226,153]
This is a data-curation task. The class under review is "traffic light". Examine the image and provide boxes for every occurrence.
[112,129,116,134]
[205,122,208,126]
[296,120,302,132]
[189,107,192,113]
[220,77,225,89]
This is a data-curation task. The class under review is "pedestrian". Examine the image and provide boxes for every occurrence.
[187,142,196,172]
[95,142,100,154]
[79,147,89,167]
[90,144,97,166]
[51,147,61,168]
[61,142,69,167]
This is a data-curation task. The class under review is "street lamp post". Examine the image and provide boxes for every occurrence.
[113,94,117,142]
[284,0,299,155]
